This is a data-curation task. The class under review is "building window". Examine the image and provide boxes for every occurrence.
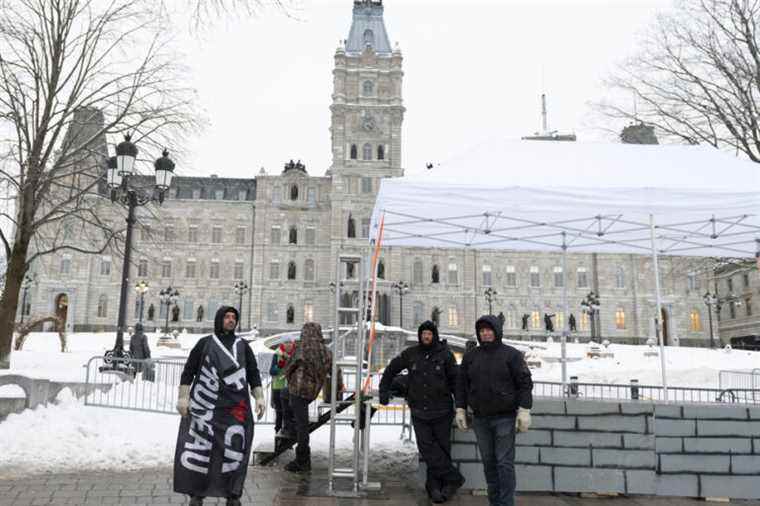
[616,267,626,289]
[377,145,385,160]
[272,186,281,204]
[529,266,540,288]
[727,277,734,292]
[304,302,314,322]
[212,226,222,244]
[729,301,736,319]
[505,265,516,287]
[206,298,220,320]
[505,310,516,329]
[234,261,244,280]
[482,265,492,287]
[235,227,246,245]
[289,226,298,244]
[432,265,440,284]
[377,259,385,279]
[290,184,299,201]
[747,298,753,317]
[347,214,356,238]
[362,144,372,161]
[556,311,565,331]
[687,272,698,291]
[448,263,458,284]
[271,226,281,245]
[165,226,175,242]
[743,273,751,288]
[161,260,172,278]
[305,227,316,245]
[361,218,370,238]
[350,144,358,160]
[690,310,702,332]
[140,226,151,241]
[363,28,374,48]
[215,189,224,200]
[577,267,589,288]
[239,189,248,201]
[580,312,589,331]
[615,308,626,329]
[209,260,220,280]
[362,80,374,96]
[304,259,315,281]
[346,262,356,279]
[413,301,425,326]
[531,310,541,330]
[100,257,111,276]
[183,299,194,321]
[96,295,108,318]
[266,302,278,322]
[287,261,297,280]
[147,304,155,321]
[138,259,148,277]
[413,260,423,285]
[286,304,295,324]
[270,261,280,280]
[188,226,198,243]
[553,266,563,288]
[192,189,201,199]
[185,260,196,278]
[307,187,316,206]
[361,176,372,193]
[448,307,459,328]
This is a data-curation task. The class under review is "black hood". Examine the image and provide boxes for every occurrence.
[214,305,240,337]
[417,320,440,346]
[475,314,503,345]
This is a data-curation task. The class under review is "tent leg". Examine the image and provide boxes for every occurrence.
[649,214,668,401]
[561,233,569,393]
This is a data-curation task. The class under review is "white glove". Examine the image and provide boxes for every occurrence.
[516,407,531,433]
[176,385,190,417]
[455,408,469,431]
[253,386,266,420]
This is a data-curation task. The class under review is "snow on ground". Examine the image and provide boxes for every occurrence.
[0,386,415,478]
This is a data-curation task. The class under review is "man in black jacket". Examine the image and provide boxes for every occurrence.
[456,315,533,506]
[379,321,464,503]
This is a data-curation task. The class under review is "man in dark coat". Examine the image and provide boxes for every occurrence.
[284,322,332,473]
[128,323,151,375]
[379,321,464,503]
[174,306,265,506]
[456,315,533,506]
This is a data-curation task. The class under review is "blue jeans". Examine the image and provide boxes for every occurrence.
[472,415,516,506]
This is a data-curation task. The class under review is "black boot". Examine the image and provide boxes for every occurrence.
[440,473,465,501]
[426,479,445,504]
[226,498,241,506]
[189,497,204,506]
[284,459,311,473]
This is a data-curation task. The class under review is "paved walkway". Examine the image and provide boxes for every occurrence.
[1,468,759,506]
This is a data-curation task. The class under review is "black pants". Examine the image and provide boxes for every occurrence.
[272,388,284,432]
[289,393,311,464]
[412,412,462,491]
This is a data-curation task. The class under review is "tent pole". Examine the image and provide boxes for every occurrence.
[649,214,668,401]
[561,232,569,393]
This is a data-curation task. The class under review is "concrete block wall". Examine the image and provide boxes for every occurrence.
[442,399,760,499]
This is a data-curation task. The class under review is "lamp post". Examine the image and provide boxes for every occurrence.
[106,134,175,360]
[233,281,249,330]
[391,281,409,328]
[580,291,601,340]
[703,291,742,348]
[135,281,149,324]
[19,273,37,325]
[159,287,179,335]
[484,287,499,315]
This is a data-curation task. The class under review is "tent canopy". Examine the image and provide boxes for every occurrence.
[371,140,760,257]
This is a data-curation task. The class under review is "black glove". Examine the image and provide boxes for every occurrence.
[379,392,390,406]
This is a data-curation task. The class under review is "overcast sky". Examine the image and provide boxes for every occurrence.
[179,0,670,179]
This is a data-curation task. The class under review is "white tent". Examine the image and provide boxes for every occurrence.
[370,139,760,398]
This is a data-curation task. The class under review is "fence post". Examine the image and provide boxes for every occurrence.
[630,379,639,400]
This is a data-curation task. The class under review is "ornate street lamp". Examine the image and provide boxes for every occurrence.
[19,273,37,325]
[391,281,409,329]
[580,291,601,340]
[159,286,180,336]
[233,281,249,330]
[105,135,175,364]
[703,290,742,348]
[484,287,499,315]
[135,281,149,324]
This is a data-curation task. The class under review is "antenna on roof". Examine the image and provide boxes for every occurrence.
[541,93,548,134]
[521,92,577,142]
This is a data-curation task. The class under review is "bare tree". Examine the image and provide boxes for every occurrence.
[0,0,198,369]
[594,0,760,162]
[190,0,297,30]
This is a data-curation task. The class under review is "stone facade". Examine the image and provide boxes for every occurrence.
[715,263,760,342]
[19,0,713,345]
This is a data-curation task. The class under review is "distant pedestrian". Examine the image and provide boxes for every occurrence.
[174,306,266,506]
[456,315,533,506]
[128,323,151,377]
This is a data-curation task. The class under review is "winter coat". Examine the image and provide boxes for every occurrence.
[285,322,332,402]
[379,320,457,419]
[456,315,533,418]
[129,329,151,360]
